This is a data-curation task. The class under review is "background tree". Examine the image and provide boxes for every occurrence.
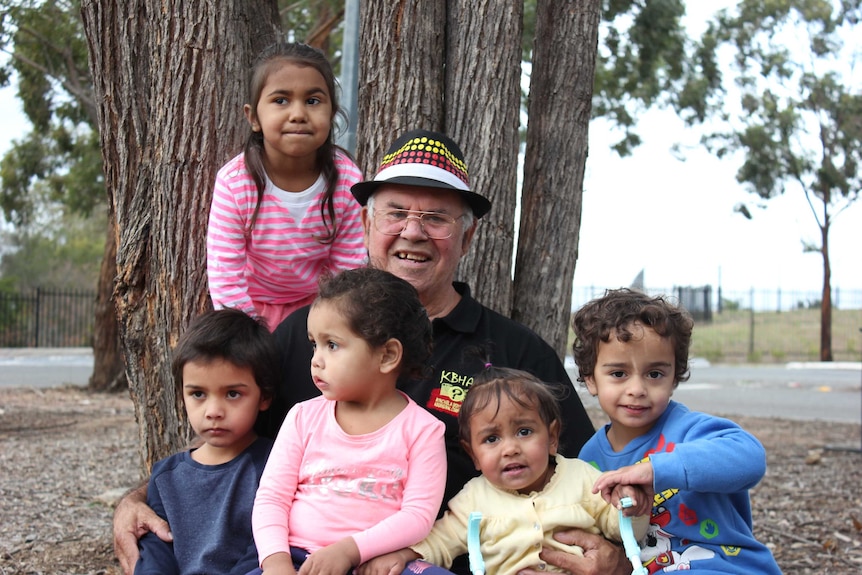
[0,0,123,390]
[512,1,601,355]
[356,1,689,356]
[80,0,281,469]
[47,0,689,464]
[5,0,694,372]
[675,0,861,361]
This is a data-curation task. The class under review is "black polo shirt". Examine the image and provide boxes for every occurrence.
[270,282,595,507]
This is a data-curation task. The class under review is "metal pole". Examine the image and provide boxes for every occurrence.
[337,0,360,154]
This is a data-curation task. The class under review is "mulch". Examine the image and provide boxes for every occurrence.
[0,386,860,575]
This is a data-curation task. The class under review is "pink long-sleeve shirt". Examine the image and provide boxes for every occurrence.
[252,394,447,566]
[206,151,366,329]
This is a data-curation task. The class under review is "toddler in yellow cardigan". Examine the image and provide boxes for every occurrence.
[358,366,649,575]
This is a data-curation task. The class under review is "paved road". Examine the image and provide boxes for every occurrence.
[0,348,95,389]
[566,358,862,424]
[1,349,860,424]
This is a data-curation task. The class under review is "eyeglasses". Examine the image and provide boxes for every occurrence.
[372,209,462,239]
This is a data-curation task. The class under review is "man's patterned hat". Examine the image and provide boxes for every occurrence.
[351,129,492,218]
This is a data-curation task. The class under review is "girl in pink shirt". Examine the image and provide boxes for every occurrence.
[207,43,365,331]
[251,268,447,575]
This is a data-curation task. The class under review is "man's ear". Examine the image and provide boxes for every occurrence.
[460,217,478,255]
[378,338,403,375]
[361,207,373,251]
[461,439,481,471]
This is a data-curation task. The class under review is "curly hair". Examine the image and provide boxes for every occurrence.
[313,268,432,378]
[457,366,564,448]
[571,288,693,387]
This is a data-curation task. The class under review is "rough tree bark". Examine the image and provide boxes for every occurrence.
[88,216,125,392]
[446,1,523,316]
[356,2,523,317]
[80,0,281,472]
[354,1,446,174]
[513,0,601,357]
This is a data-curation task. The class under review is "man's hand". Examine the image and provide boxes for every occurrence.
[517,528,631,575]
[113,484,171,575]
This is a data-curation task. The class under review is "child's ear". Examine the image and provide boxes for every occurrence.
[548,420,561,455]
[259,395,273,412]
[584,375,598,396]
[461,440,481,471]
[378,338,403,375]
[244,103,260,131]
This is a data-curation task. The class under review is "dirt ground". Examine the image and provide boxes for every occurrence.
[1,385,861,575]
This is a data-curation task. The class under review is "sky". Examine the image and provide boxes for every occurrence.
[576,2,861,297]
[0,2,859,298]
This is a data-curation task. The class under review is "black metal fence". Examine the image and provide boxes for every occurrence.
[2,286,860,363]
[0,288,96,347]
[573,285,862,363]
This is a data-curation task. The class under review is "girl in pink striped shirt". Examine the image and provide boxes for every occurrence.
[207,43,366,331]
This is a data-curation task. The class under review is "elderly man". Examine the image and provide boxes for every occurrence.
[113,130,630,575]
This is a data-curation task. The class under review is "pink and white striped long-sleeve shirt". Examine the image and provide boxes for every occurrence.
[206,151,366,329]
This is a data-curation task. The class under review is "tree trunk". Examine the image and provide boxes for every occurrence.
[356,2,522,316]
[80,0,281,472]
[820,219,833,361]
[446,1,523,316]
[88,213,125,392]
[355,1,446,174]
[514,0,601,357]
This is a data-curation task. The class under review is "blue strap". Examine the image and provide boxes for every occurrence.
[467,512,485,575]
[618,496,648,575]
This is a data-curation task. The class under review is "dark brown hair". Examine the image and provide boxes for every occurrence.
[243,42,349,242]
[313,268,432,379]
[172,308,281,436]
[571,288,693,387]
[457,366,564,448]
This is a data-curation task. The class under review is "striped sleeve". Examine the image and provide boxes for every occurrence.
[206,154,257,316]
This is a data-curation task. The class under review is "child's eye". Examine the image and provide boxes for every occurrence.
[189,391,204,399]
[306,97,321,105]
[517,428,533,437]
[647,370,665,379]
[227,390,242,399]
[327,341,338,351]
[274,97,287,105]
[610,370,626,378]
[482,435,499,445]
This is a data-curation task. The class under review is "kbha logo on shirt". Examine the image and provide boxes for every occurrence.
[427,371,473,416]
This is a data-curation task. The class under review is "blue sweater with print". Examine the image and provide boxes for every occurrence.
[579,401,781,574]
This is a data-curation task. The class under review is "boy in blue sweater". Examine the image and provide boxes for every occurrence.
[573,289,781,574]
[134,308,279,575]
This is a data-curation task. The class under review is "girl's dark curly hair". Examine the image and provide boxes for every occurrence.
[243,42,350,242]
[457,365,564,448]
[313,268,432,378]
[571,288,693,387]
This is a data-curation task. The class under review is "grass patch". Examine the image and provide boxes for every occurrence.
[568,307,862,364]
